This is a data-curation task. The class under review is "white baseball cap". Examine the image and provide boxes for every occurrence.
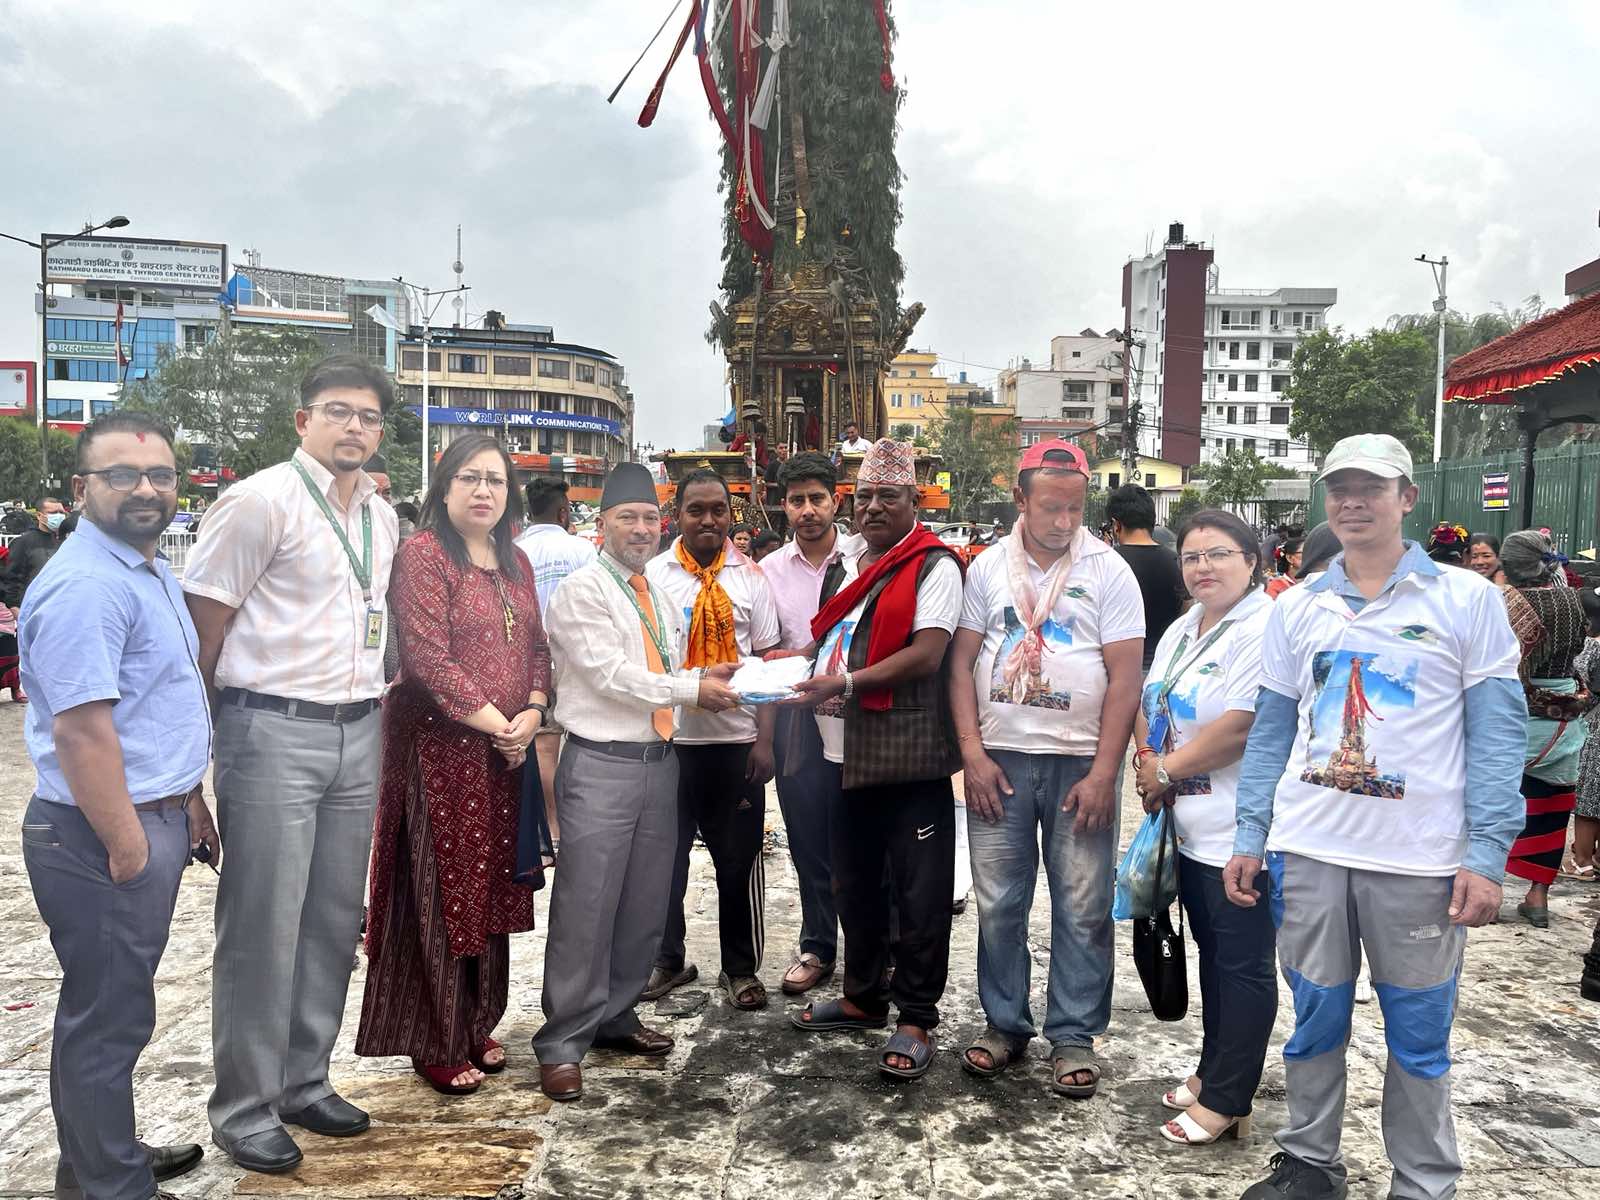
[1315,433,1414,484]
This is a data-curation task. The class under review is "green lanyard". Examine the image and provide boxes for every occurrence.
[292,460,373,604]
[598,555,673,668]
[1155,618,1235,709]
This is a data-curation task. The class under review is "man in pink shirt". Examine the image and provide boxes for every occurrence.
[760,452,860,994]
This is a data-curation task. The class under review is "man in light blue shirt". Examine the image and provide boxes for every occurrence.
[1224,433,1525,1200]
[20,412,218,1200]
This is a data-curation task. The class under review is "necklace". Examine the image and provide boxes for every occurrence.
[489,571,516,644]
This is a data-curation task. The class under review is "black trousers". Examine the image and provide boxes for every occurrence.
[1178,858,1278,1117]
[655,742,767,978]
[829,769,956,1031]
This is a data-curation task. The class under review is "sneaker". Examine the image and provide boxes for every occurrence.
[1239,1152,1347,1199]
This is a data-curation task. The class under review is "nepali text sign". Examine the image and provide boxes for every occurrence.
[1482,471,1510,511]
[45,236,227,289]
[408,406,621,438]
[46,339,119,359]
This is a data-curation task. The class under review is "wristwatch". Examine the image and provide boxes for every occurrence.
[523,701,549,719]
[1155,756,1172,788]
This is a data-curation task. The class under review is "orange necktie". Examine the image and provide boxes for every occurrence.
[629,574,675,741]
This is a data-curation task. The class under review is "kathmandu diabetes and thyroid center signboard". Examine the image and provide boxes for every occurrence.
[45,236,227,290]
[409,407,621,438]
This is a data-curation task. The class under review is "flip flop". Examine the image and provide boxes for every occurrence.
[961,1026,1027,1077]
[879,1030,936,1081]
[789,998,888,1033]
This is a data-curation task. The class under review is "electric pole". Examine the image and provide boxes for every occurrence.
[1416,253,1448,463]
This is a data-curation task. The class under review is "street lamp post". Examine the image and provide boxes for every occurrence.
[386,279,468,493]
[1416,253,1449,464]
[0,215,131,489]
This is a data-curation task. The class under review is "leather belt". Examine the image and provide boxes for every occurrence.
[222,687,379,724]
[133,793,190,814]
[568,734,675,763]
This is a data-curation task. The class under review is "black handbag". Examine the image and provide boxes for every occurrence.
[1132,809,1188,1021]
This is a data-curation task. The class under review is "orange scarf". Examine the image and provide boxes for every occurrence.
[674,538,740,667]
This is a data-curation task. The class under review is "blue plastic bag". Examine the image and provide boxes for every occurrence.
[1113,810,1179,921]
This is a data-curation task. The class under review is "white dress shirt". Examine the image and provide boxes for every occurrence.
[181,448,399,704]
[547,549,704,743]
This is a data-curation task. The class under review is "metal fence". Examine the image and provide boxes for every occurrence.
[0,530,199,574]
[1309,446,1600,557]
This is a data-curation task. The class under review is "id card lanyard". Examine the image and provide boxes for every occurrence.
[292,460,382,650]
[1146,617,1235,751]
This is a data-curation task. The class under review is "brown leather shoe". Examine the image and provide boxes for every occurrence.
[591,1026,674,1057]
[539,1062,583,1102]
[781,953,836,995]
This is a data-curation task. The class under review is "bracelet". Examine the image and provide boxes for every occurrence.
[842,669,854,699]
[522,701,549,717]
[1133,747,1156,765]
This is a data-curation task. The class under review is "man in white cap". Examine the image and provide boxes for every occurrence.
[1224,433,1526,1200]
[533,462,740,1103]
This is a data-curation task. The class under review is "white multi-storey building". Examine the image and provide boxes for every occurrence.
[997,330,1125,446]
[1201,286,1336,470]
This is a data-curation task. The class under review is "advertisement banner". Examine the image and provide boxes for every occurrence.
[408,405,621,438]
[0,362,32,411]
[45,236,227,289]
[1481,471,1510,511]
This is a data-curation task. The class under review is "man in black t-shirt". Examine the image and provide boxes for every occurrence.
[1106,485,1186,671]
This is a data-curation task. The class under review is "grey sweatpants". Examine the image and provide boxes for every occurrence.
[533,740,679,1064]
[1269,852,1467,1200]
[208,704,379,1143]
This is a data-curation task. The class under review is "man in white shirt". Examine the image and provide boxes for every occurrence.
[835,420,873,458]
[534,463,740,1103]
[515,476,597,844]
[641,469,782,1010]
[1225,433,1526,1200]
[183,354,401,1174]
[948,440,1145,1097]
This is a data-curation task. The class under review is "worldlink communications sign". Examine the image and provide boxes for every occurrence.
[44,236,228,290]
[407,406,621,438]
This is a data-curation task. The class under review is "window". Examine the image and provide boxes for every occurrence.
[1225,438,1236,454]
[1226,405,1237,424]
[1071,350,1082,358]
[401,349,440,372]
[1271,439,1289,457]
[1108,408,1124,423]
[1243,405,1258,424]
[1220,309,1260,329]
[1245,341,1260,361]
[183,325,213,351]
[1270,405,1291,424]
[450,388,492,409]
[1062,381,1089,403]
[1244,375,1259,393]
[1145,473,1157,488]
[908,368,918,377]
[575,363,596,383]
[1227,374,1239,391]
[1108,473,1121,489]
[91,397,119,417]
[1272,342,1293,361]
[1243,438,1257,454]
[891,393,903,408]
[1271,375,1290,393]
[1110,381,1124,398]
[571,397,595,417]
[448,353,486,373]
[538,358,570,379]
[599,367,612,387]
[911,393,924,408]
[1061,408,1091,420]
[46,397,84,420]
[495,355,531,376]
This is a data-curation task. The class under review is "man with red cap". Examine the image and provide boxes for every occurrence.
[948,440,1145,1097]
[786,438,964,1082]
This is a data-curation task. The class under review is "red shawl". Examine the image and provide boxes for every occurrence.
[810,523,949,711]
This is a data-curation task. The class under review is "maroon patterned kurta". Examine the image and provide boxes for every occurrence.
[356,530,551,1062]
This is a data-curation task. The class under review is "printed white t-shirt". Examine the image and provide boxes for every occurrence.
[1141,588,1271,867]
[646,540,782,745]
[1261,562,1521,876]
[811,530,963,764]
[958,528,1146,757]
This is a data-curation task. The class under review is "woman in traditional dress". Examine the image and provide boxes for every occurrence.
[1569,589,1600,880]
[356,434,552,1093]
[1498,531,1592,928]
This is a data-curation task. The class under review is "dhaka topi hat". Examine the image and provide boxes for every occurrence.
[857,438,916,486]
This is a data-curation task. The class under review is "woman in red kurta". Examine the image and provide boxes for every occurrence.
[356,435,552,1094]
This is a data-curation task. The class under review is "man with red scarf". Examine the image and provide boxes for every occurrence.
[786,438,963,1082]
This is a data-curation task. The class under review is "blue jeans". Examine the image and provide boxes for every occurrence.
[968,751,1115,1048]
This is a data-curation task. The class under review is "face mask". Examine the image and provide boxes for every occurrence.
[45,512,66,531]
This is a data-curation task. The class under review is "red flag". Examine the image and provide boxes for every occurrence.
[113,302,128,368]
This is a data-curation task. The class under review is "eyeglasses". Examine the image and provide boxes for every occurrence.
[82,466,180,493]
[1179,547,1245,568]
[452,471,509,491]
[306,401,385,431]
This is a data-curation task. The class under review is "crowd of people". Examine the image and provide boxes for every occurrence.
[13,350,1600,1200]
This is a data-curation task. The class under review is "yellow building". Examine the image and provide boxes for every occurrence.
[884,349,948,444]
[1089,454,1187,492]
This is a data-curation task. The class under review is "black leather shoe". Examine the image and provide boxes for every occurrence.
[214,1127,303,1175]
[1240,1152,1347,1199]
[142,1141,204,1182]
[280,1094,370,1137]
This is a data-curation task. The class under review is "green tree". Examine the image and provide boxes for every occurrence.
[0,417,77,503]
[383,405,423,500]
[1167,486,1206,529]
[926,408,1019,521]
[1285,327,1434,461]
[1203,448,1276,512]
[120,324,327,482]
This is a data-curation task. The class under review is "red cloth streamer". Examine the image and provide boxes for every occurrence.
[638,4,699,127]
[694,1,736,148]
[810,524,951,712]
[870,0,894,92]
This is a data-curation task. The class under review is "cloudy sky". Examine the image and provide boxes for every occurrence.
[3,0,1598,448]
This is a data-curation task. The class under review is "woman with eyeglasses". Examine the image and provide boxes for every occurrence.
[1132,509,1277,1147]
[356,434,552,1095]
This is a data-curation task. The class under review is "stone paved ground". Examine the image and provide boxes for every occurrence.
[2,699,1598,1199]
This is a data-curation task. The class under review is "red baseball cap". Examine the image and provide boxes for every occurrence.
[1018,439,1089,476]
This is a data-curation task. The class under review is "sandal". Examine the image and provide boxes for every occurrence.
[1050,1044,1101,1099]
[781,953,836,995]
[1518,902,1550,929]
[469,1037,505,1074]
[1160,1110,1251,1145]
[720,972,768,1011]
[1162,1082,1198,1111]
[961,1025,1028,1077]
[640,962,698,1001]
[879,1029,936,1081]
[412,1060,482,1095]
[789,998,888,1033]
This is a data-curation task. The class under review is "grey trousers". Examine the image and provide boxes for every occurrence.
[208,704,379,1142]
[533,740,679,1064]
[23,796,189,1200]
[1270,852,1467,1200]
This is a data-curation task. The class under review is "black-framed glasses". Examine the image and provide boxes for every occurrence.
[82,466,180,493]
[305,401,385,431]
[1179,547,1245,568]
[452,471,509,491]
